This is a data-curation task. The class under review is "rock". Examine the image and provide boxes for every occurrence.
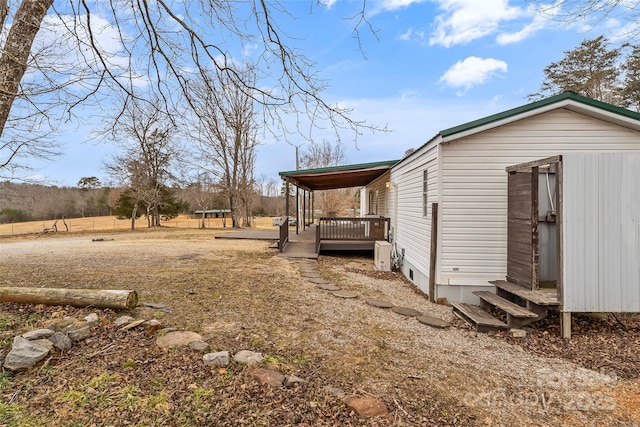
[156,331,203,348]
[332,291,358,299]
[46,317,78,331]
[284,375,306,388]
[21,329,55,340]
[233,350,264,365]
[252,367,285,387]
[114,316,135,327]
[203,351,230,367]
[48,332,72,351]
[63,322,92,342]
[121,319,146,331]
[323,386,346,399]
[142,302,167,309]
[144,319,163,336]
[510,328,527,338]
[345,397,390,418]
[391,306,422,317]
[188,340,209,352]
[30,339,54,352]
[3,337,51,371]
[84,313,99,326]
[159,327,177,334]
[416,315,450,329]
[365,298,395,309]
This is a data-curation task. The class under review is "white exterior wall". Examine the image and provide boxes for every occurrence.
[363,173,390,216]
[440,108,640,301]
[563,153,640,312]
[387,144,439,295]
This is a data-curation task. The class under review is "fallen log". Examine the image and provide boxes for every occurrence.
[0,287,138,310]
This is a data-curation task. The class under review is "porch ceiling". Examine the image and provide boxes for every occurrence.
[279,160,399,191]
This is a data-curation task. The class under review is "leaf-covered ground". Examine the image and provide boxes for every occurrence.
[1,228,639,426]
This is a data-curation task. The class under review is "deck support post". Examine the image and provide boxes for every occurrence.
[560,311,571,339]
[295,186,299,234]
[285,179,290,218]
[311,192,315,225]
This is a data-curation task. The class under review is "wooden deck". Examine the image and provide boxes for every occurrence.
[277,224,381,259]
[277,225,317,259]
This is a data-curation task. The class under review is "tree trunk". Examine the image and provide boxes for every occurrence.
[131,203,138,230]
[230,195,239,228]
[0,0,54,140]
[0,287,138,310]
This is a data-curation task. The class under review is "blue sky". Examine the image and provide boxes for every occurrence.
[22,0,638,187]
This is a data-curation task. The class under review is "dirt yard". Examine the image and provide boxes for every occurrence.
[1,227,639,426]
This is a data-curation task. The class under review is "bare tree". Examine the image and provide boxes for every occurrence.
[299,139,346,170]
[298,139,352,216]
[107,97,178,228]
[183,174,219,229]
[532,1,640,41]
[0,1,382,180]
[189,67,259,228]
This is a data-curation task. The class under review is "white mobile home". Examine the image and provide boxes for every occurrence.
[281,92,640,336]
[362,92,640,311]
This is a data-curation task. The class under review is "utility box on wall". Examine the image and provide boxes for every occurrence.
[375,241,392,271]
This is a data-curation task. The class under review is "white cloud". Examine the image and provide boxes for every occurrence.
[429,0,523,47]
[439,56,507,93]
[497,2,560,44]
[428,0,560,47]
[367,0,428,16]
[319,0,339,8]
[398,27,425,42]
[496,11,548,44]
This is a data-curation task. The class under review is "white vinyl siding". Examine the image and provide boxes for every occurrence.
[389,144,438,292]
[364,173,389,216]
[440,108,640,286]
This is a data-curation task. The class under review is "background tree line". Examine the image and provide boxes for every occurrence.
[0,178,288,225]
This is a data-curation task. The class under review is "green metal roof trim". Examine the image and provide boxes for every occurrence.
[279,159,400,177]
[440,91,640,138]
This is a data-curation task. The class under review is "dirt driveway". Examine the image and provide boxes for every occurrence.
[1,229,638,426]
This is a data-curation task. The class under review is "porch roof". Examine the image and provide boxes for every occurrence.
[279,159,399,191]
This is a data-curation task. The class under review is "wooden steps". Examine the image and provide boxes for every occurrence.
[473,291,539,329]
[452,303,508,332]
[453,280,559,332]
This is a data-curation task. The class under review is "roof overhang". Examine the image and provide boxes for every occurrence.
[279,160,399,191]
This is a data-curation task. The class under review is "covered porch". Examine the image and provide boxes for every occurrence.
[278,160,398,257]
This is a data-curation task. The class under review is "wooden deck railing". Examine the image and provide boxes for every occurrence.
[317,217,389,241]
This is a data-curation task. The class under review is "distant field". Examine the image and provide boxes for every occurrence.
[0,214,275,236]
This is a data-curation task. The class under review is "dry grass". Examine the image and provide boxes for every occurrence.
[0,215,276,237]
